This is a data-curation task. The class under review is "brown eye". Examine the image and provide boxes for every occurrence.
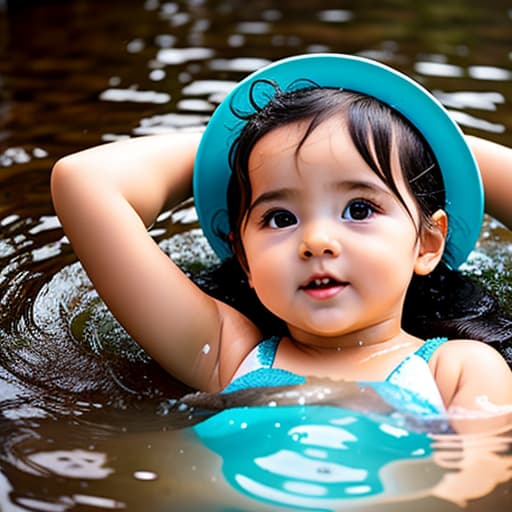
[342,200,375,221]
[265,209,298,228]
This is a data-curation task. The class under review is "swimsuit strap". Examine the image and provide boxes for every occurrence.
[223,335,305,393]
[384,337,449,415]
[256,335,281,368]
[414,337,449,362]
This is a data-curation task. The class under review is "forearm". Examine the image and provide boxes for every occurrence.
[467,135,512,229]
[51,132,202,229]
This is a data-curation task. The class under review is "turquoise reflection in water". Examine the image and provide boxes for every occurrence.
[194,405,432,511]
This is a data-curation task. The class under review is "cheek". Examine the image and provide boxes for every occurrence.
[245,248,287,300]
[351,226,418,279]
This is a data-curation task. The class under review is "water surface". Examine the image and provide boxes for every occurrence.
[0,0,511,510]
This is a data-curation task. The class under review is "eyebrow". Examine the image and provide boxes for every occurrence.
[249,179,394,212]
[249,188,297,213]
[342,180,394,198]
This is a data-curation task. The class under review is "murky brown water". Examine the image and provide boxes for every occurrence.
[1,0,511,510]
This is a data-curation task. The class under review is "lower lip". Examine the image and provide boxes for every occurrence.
[301,284,347,300]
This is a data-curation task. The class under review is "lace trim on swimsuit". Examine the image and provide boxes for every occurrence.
[414,336,448,362]
[256,335,281,368]
[222,367,306,394]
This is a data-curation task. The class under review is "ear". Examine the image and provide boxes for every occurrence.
[414,209,448,276]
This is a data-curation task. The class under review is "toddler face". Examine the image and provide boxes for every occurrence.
[239,115,429,348]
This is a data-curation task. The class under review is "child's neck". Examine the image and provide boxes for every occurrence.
[287,320,408,351]
[277,330,424,381]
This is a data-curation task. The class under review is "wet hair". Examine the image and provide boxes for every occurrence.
[193,82,512,367]
[227,83,446,270]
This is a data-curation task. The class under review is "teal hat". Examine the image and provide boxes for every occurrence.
[193,53,483,269]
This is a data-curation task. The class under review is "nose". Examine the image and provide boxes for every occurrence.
[299,225,342,260]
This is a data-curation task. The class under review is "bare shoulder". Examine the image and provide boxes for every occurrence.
[430,339,512,410]
[432,338,506,361]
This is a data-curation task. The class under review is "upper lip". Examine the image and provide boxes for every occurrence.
[299,273,348,289]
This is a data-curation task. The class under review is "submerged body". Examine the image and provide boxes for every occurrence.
[228,336,448,416]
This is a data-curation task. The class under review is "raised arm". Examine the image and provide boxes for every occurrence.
[467,135,512,229]
[51,133,258,391]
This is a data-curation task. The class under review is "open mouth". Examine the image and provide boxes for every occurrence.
[300,277,347,290]
[299,276,348,300]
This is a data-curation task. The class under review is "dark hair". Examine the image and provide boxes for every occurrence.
[227,84,446,270]
[194,82,512,367]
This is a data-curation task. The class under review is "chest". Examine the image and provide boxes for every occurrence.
[274,337,426,382]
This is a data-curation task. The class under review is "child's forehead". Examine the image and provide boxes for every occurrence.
[250,115,351,161]
[247,116,415,205]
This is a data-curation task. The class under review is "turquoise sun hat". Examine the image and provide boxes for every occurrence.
[193,53,483,269]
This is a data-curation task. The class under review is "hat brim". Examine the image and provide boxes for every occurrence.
[193,53,483,268]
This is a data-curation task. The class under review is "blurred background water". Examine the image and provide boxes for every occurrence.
[0,0,511,510]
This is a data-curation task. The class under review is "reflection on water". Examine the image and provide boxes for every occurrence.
[1,0,511,510]
[194,405,436,508]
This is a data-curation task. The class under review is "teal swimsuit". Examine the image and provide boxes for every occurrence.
[224,336,449,417]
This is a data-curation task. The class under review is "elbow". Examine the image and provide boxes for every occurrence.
[50,154,84,216]
[50,157,70,211]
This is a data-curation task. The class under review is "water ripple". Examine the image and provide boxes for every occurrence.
[434,90,505,111]
[156,47,214,65]
[414,61,464,78]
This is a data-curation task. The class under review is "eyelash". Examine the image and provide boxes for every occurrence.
[261,209,297,229]
[259,198,383,229]
[342,198,381,221]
